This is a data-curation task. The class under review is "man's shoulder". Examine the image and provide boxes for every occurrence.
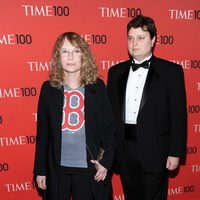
[152,56,183,75]
[109,60,130,73]
[153,56,181,68]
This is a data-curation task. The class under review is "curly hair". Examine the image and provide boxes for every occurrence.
[50,32,98,87]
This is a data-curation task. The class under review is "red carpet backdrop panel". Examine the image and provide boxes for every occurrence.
[0,1,199,200]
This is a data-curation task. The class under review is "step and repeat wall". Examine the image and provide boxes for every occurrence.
[0,1,199,200]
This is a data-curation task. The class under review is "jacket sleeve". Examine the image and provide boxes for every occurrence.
[33,82,49,176]
[98,80,116,170]
[168,65,187,157]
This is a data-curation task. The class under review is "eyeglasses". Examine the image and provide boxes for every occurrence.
[60,49,81,58]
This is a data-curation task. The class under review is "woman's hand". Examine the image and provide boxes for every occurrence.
[166,156,180,170]
[91,160,107,182]
[36,175,47,190]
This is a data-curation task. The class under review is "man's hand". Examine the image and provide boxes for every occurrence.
[166,156,179,170]
[91,160,107,182]
[36,175,47,190]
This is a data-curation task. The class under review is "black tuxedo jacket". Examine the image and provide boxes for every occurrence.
[34,79,115,200]
[107,55,187,172]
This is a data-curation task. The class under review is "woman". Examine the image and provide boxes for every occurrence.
[34,32,115,200]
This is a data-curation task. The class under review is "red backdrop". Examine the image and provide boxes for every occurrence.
[0,1,200,199]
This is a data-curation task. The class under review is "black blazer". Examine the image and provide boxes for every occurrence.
[107,55,187,172]
[34,79,115,200]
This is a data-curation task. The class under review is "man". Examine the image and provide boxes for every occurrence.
[107,15,187,200]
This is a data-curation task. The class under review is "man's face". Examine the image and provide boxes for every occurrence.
[127,27,155,61]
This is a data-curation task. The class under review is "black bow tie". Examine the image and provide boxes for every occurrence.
[131,60,150,72]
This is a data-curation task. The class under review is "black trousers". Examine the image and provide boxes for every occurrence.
[59,170,94,200]
[120,139,168,200]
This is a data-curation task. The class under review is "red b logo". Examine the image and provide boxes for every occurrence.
[62,90,84,131]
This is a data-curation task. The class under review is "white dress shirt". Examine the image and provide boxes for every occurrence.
[125,55,152,124]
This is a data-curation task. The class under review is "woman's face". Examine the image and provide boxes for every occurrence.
[59,38,82,77]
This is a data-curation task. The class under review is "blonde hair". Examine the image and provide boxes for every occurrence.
[50,32,98,87]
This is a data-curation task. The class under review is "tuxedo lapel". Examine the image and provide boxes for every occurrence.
[118,62,131,121]
[139,56,160,113]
